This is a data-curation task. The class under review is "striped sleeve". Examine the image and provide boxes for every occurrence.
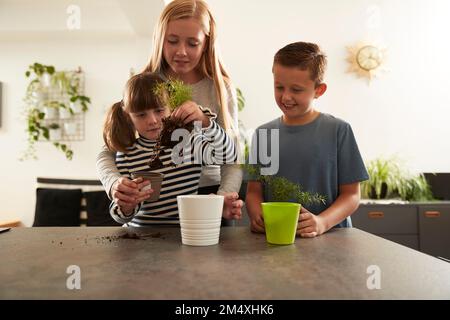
[109,201,142,224]
[108,158,143,224]
[188,119,237,166]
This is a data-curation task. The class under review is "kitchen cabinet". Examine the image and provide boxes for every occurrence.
[419,204,450,260]
[352,202,450,259]
[351,204,419,250]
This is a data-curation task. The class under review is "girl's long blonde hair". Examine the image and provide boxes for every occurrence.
[143,0,235,134]
[103,73,165,153]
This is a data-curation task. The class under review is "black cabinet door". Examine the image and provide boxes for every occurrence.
[419,205,450,259]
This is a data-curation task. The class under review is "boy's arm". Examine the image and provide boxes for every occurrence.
[298,182,361,237]
[245,181,266,233]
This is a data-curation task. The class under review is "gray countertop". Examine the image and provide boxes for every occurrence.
[1,226,449,299]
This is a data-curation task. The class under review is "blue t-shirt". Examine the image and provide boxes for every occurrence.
[247,113,369,228]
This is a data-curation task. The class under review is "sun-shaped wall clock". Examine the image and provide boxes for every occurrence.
[347,42,387,83]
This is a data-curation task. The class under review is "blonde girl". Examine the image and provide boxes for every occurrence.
[97,0,243,220]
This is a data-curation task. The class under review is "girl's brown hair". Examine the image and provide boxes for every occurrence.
[274,42,327,86]
[143,0,235,134]
[103,73,165,153]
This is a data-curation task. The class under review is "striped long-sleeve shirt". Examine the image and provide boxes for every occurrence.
[110,113,236,226]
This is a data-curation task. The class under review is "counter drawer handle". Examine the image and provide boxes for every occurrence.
[425,211,441,218]
[368,211,384,219]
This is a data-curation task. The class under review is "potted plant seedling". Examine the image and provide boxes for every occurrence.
[149,79,193,169]
[243,163,326,244]
[154,79,193,147]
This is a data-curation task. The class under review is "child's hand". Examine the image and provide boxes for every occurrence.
[222,192,243,220]
[119,203,137,217]
[112,177,152,208]
[250,213,265,233]
[297,207,326,238]
[171,101,210,128]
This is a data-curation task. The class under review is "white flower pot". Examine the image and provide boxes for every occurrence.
[32,91,48,102]
[44,107,58,120]
[59,108,72,119]
[70,101,83,114]
[49,128,62,141]
[64,122,77,135]
[41,73,51,87]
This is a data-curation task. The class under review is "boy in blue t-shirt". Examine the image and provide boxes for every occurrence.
[246,42,369,237]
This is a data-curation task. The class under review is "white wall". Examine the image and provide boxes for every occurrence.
[1,0,449,226]
[208,0,450,173]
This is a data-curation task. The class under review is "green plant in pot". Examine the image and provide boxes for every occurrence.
[25,62,55,88]
[243,163,326,244]
[361,157,434,201]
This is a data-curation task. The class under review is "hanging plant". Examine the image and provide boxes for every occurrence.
[20,62,90,161]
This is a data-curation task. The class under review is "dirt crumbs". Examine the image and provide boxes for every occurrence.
[118,232,164,240]
[91,232,165,243]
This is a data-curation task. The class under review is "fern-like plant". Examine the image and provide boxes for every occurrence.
[243,162,326,206]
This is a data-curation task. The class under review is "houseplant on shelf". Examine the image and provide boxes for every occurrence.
[21,62,90,161]
[361,157,434,201]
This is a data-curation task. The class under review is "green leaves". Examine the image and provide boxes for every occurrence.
[361,157,434,201]
[154,78,192,112]
[70,95,91,112]
[53,142,73,160]
[236,88,246,112]
[22,63,90,161]
[242,163,326,205]
[25,63,55,77]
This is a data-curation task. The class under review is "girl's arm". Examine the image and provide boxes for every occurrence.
[97,145,149,206]
[245,181,265,233]
[195,119,237,166]
[96,146,121,199]
[108,169,145,224]
[217,83,242,194]
[109,200,142,224]
[217,165,243,195]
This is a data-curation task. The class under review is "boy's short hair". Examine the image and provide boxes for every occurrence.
[274,42,327,86]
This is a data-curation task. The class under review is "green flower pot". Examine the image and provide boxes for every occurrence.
[262,202,301,245]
